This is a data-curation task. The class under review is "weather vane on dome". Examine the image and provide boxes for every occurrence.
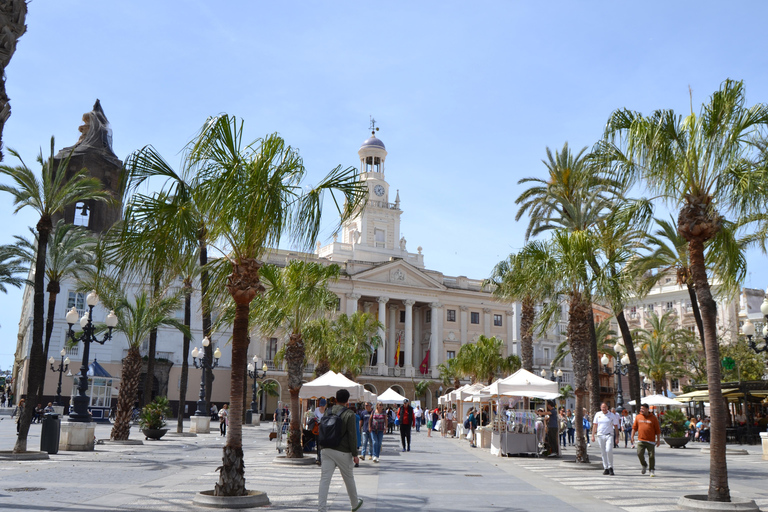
[369,116,379,136]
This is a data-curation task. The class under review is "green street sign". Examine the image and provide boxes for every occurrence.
[721,357,735,370]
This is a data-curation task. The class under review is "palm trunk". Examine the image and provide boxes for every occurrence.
[14,217,50,453]
[615,310,640,412]
[32,286,58,406]
[568,291,591,463]
[314,359,330,377]
[142,328,157,406]
[587,308,600,415]
[216,257,262,496]
[216,301,249,496]
[111,345,143,440]
[520,296,534,372]
[0,1,27,163]
[687,283,707,353]
[285,332,305,458]
[177,287,192,433]
[689,238,729,502]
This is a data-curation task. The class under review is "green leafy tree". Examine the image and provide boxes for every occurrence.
[437,358,462,390]
[0,1,27,162]
[597,79,768,501]
[0,138,110,453]
[0,244,25,294]
[720,338,766,382]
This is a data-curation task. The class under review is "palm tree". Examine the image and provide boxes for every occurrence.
[0,138,110,453]
[454,335,520,385]
[98,285,190,441]
[515,142,623,414]
[0,2,27,162]
[437,358,462,390]
[188,115,366,496]
[11,221,95,386]
[121,145,218,408]
[327,312,382,379]
[0,244,25,293]
[253,261,340,458]
[634,311,689,395]
[597,79,768,501]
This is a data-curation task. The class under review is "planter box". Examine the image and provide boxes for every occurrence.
[664,436,690,448]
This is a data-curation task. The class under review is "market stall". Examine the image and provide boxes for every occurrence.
[483,369,560,456]
[377,387,407,404]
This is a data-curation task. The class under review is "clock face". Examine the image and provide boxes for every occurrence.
[374,185,385,197]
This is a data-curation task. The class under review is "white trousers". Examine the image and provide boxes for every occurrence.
[597,434,614,469]
[318,448,358,512]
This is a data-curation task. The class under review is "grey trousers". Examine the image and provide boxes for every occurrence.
[637,440,656,470]
[318,448,358,512]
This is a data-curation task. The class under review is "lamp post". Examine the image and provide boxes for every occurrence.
[436,385,443,399]
[543,368,563,385]
[602,342,630,414]
[192,337,221,416]
[48,348,71,406]
[247,355,268,418]
[742,293,768,354]
[65,291,118,422]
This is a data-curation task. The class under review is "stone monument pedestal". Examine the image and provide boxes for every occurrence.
[189,415,211,434]
[761,432,768,460]
[59,421,96,451]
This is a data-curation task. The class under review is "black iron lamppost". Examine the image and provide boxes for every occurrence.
[742,293,768,354]
[48,348,71,406]
[542,368,563,385]
[247,355,268,418]
[192,337,220,416]
[65,291,118,422]
[602,342,630,414]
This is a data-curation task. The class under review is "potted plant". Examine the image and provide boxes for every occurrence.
[661,409,689,448]
[139,396,171,440]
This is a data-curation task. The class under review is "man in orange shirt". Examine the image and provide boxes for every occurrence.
[631,403,661,477]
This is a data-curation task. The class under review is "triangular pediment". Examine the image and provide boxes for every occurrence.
[350,260,445,290]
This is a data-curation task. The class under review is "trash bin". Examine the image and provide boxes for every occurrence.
[40,413,60,454]
[245,410,253,425]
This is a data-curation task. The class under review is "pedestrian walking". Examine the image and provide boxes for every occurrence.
[632,403,661,477]
[466,408,478,448]
[545,401,560,457]
[317,389,363,512]
[397,399,415,451]
[621,409,634,448]
[369,402,387,462]
[582,408,591,447]
[386,407,395,434]
[559,408,568,448]
[566,409,575,446]
[315,398,327,466]
[592,402,618,475]
[359,402,373,461]
[414,404,422,432]
[218,404,228,436]
[610,407,620,448]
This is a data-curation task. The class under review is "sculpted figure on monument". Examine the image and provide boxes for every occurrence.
[56,99,121,167]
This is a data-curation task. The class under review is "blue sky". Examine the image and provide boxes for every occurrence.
[1,1,768,370]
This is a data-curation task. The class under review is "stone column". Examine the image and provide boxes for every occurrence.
[388,304,398,367]
[377,297,388,374]
[460,306,468,344]
[404,299,415,375]
[483,308,492,338]
[346,293,360,315]
[430,302,442,378]
[506,310,515,356]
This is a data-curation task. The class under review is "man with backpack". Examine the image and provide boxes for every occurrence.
[397,399,415,452]
[317,389,363,512]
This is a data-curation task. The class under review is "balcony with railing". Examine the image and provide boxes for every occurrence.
[360,366,379,376]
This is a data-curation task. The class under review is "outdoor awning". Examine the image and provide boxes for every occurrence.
[675,388,739,402]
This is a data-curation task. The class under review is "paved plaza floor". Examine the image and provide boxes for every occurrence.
[0,419,765,511]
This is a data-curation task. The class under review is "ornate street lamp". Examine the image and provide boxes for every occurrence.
[742,293,768,354]
[435,385,443,399]
[602,342,630,414]
[48,348,71,406]
[544,368,563,385]
[247,355,268,418]
[65,291,118,422]
[639,372,652,397]
[192,337,221,416]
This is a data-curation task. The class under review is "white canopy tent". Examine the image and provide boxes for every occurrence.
[377,387,408,404]
[298,371,365,401]
[486,369,560,400]
[628,394,685,407]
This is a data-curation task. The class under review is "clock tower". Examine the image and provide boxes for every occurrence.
[317,128,423,268]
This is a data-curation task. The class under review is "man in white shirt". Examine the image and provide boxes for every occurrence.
[414,405,423,432]
[592,402,619,475]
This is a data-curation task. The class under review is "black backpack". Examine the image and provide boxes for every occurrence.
[318,406,347,448]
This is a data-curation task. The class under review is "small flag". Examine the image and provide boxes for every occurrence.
[419,350,430,374]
